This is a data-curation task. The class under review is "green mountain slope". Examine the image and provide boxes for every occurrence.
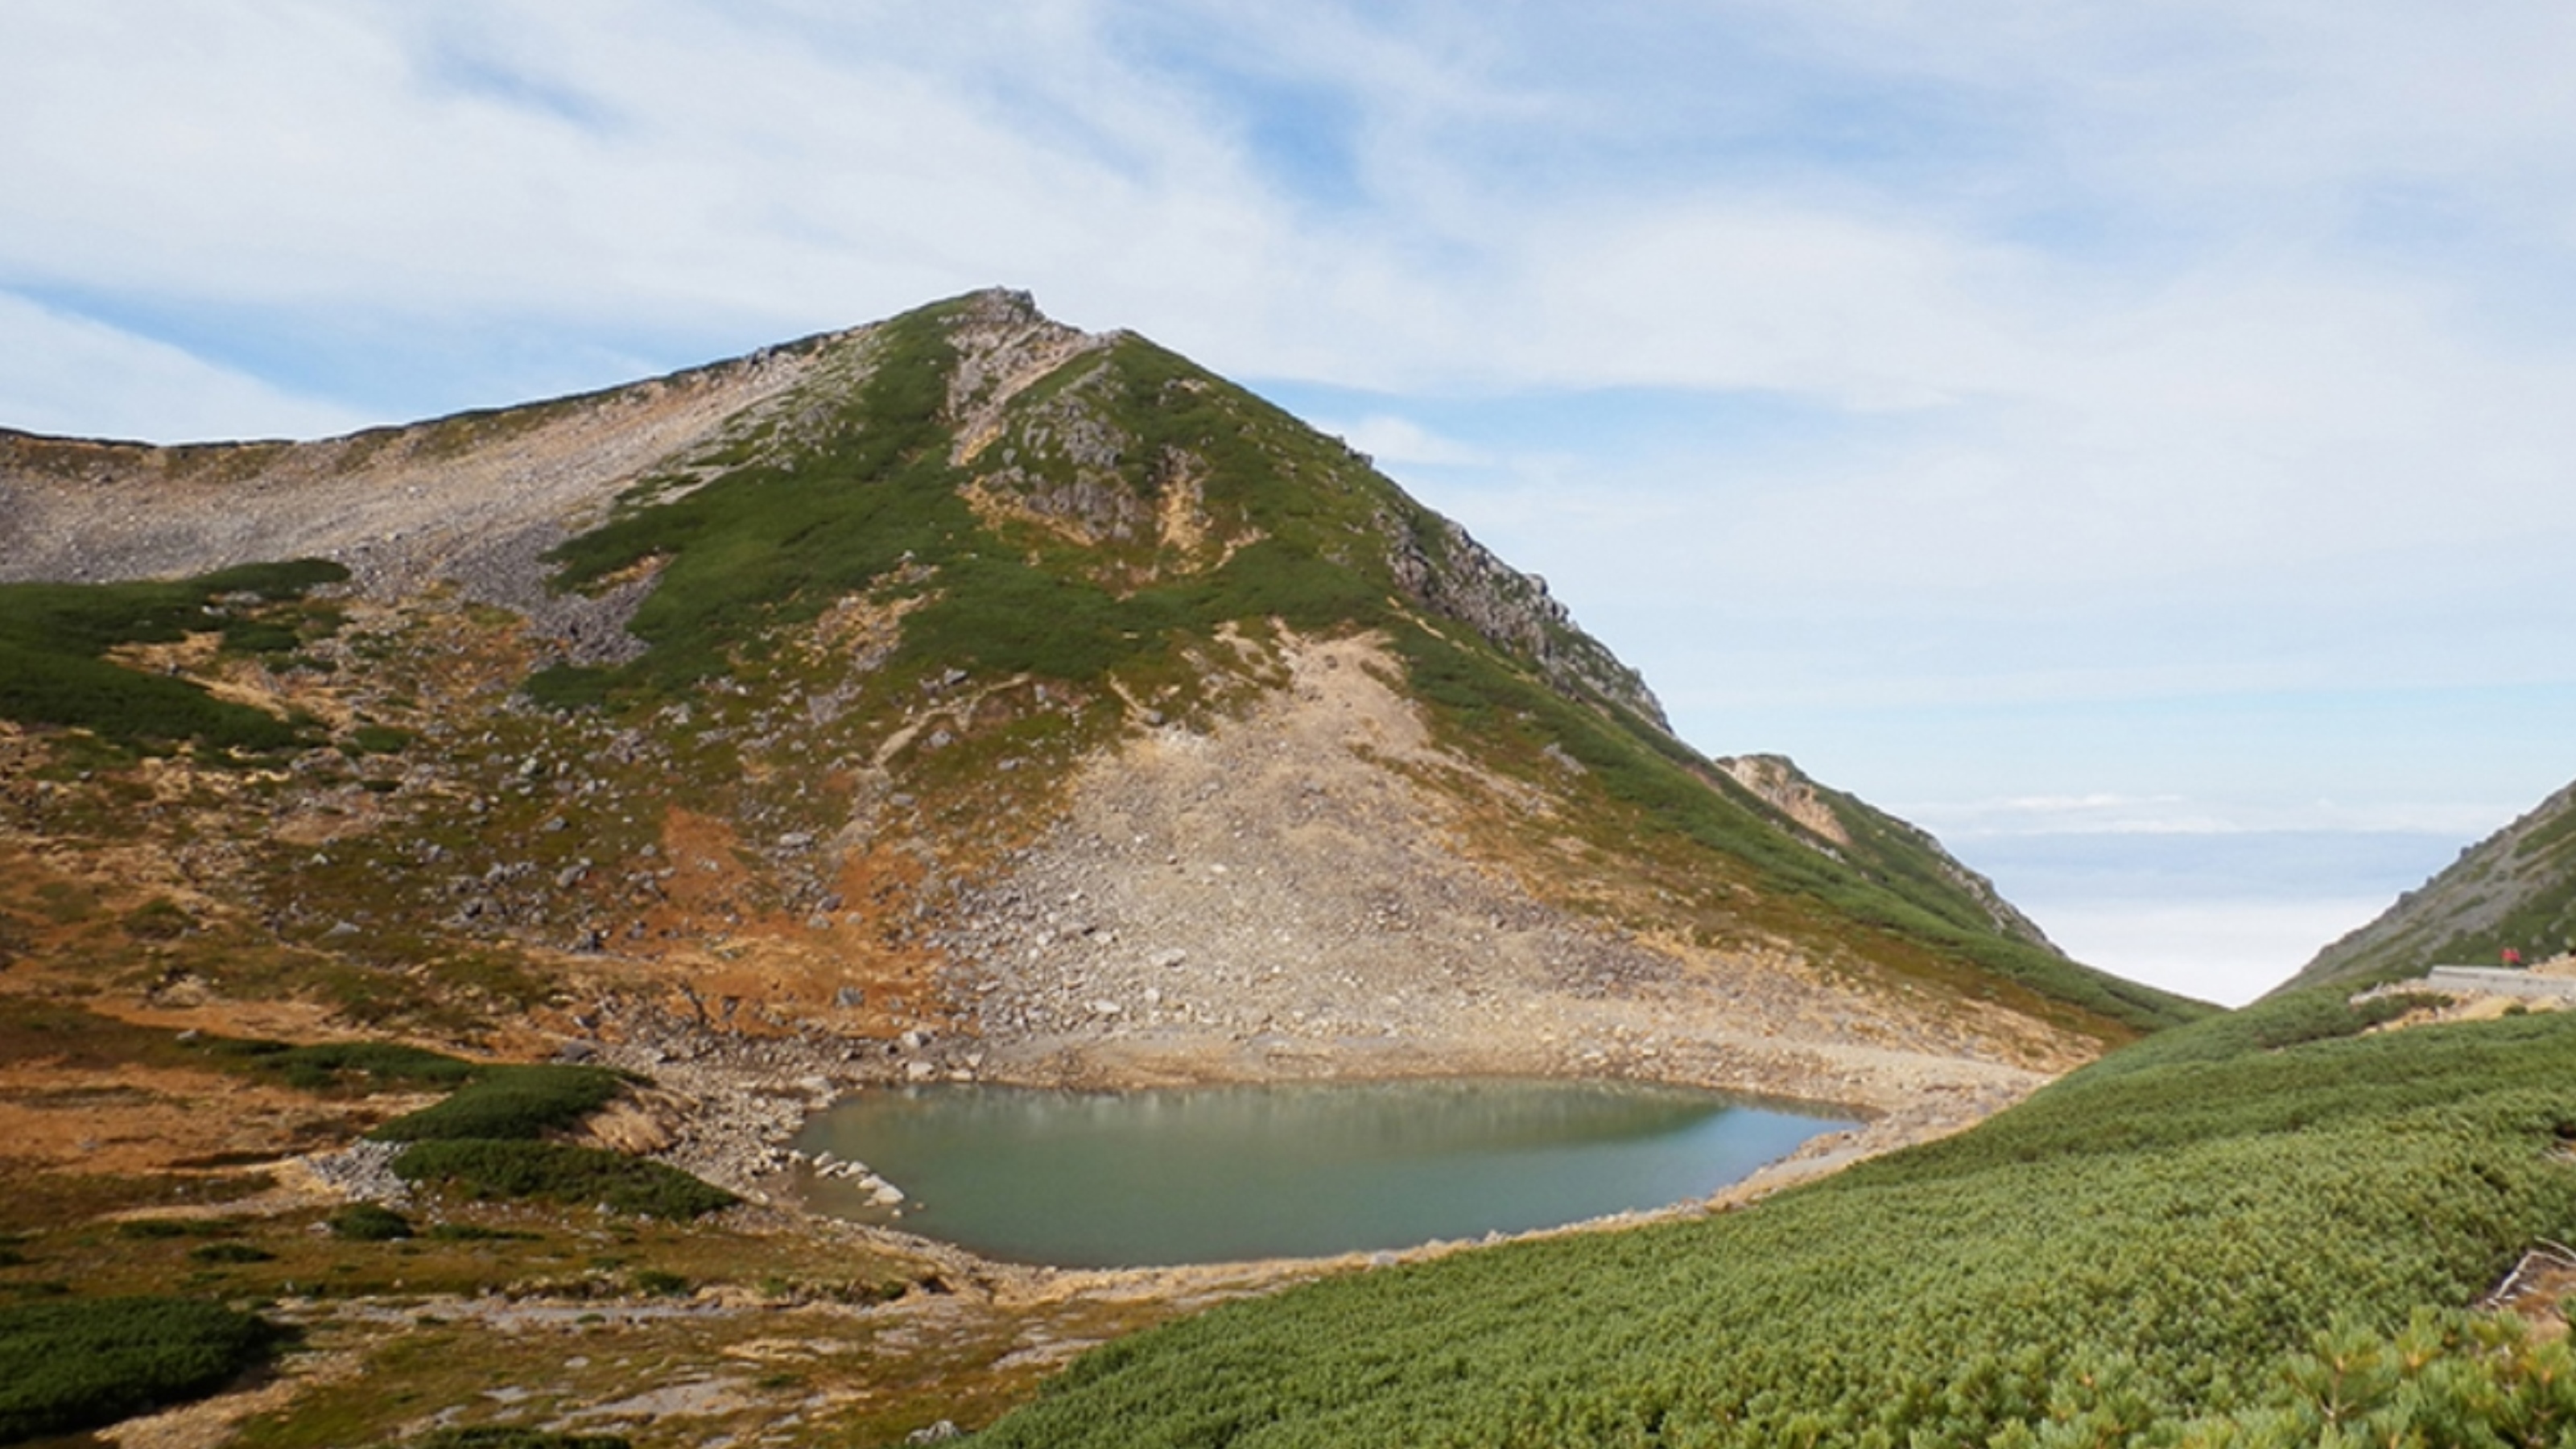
[2286,779,2576,993]
[976,990,2576,1447]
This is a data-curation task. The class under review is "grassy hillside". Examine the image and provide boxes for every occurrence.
[0,559,346,759]
[2289,779,2576,993]
[978,992,2576,1446]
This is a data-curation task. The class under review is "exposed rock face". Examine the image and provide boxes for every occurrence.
[1719,754,1852,846]
[1715,753,2058,954]
[946,289,1112,461]
[1383,508,1668,730]
[960,366,1160,549]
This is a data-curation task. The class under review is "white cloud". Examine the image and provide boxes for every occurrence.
[1320,414,1490,468]
[2024,898,2392,1006]
[0,3,1290,341]
[0,291,364,443]
[1903,793,2516,841]
[10,4,2576,448]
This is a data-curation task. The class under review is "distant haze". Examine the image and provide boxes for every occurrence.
[1933,831,2471,1005]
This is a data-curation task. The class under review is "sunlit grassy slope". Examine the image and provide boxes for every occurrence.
[0,559,346,758]
[977,992,2576,1447]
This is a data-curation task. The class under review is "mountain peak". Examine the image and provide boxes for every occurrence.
[0,294,2202,1159]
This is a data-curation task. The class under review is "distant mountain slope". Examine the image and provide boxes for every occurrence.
[0,289,2200,1130]
[2285,778,2576,992]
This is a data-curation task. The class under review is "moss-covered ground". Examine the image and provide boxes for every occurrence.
[0,1170,1179,1449]
[0,988,1194,1449]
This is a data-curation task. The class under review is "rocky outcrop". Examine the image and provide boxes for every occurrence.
[1382,508,1668,729]
[1719,755,1853,847]
[947,288,1114,466]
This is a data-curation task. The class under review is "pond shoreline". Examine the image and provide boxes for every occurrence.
[564,1004,2046,1294]
[789,1079,1856,1268]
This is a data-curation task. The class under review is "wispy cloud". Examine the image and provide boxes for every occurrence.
[1902,792,2517,841]
[1319,414,1491,468]
[0,291,365,443]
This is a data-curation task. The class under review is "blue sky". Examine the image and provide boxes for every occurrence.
[9,2,2576,1003]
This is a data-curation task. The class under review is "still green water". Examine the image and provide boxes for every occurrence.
[795,1080,1852,1267]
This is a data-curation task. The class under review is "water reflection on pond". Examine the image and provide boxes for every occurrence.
[795,1079,1854,1267]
